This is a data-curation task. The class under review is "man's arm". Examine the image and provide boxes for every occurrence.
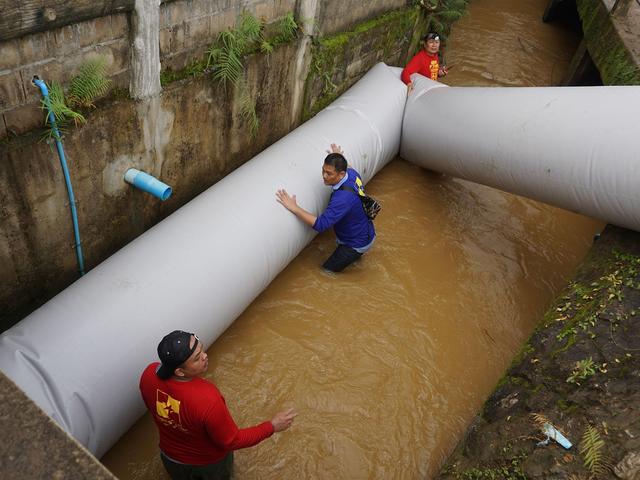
[401,52,423,93]
[276,189,317,226]
[312,191,353,233]
[205,397,297,451]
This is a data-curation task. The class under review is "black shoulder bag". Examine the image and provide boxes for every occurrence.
[339,185,382,220]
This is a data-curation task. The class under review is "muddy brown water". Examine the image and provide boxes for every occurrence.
[102,0,602,478]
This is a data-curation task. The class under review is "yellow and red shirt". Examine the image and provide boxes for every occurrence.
[401,50,441,83]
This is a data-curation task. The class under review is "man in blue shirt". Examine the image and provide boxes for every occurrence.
[276,144,376,272]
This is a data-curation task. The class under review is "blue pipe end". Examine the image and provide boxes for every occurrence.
[32,76,49,96]
[124,169,172,201]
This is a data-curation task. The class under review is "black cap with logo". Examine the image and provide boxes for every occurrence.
[156,330,198,379]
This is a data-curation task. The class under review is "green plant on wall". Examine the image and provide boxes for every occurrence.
[207,12,263,86]
[42,57,111,139]
[46,82,85,129]
[236,77,259,135]
[206,11,299,136]
[271,12,298,46]
[566,357,599,385]
[67,59,112,108]
[415,0,469,38]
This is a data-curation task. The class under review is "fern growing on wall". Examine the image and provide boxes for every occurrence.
[67,58,111,108]
[237,77,259,136]
[47,82,86,128]
[42,57,111,139]
[273,12,298,45]
[208,30,246,86]
[206,11,299,137]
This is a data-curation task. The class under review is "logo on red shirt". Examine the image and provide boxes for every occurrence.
[156,390,187,432]
[429,60,439,80]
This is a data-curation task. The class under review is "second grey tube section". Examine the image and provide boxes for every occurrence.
[401,76,640,232]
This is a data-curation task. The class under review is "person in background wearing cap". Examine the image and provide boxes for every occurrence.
[401,32,448,94]
[140,330,297,480]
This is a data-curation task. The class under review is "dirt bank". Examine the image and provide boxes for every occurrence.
[437,225,640,480]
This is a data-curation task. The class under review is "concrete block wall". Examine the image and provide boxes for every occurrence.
[159,0,297,71]
[318,0,408,36]
[0,1,301,138]
[0,13,130,136]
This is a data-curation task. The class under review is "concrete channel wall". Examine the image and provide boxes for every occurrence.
[0,0,424,329]
[576,0,640,85]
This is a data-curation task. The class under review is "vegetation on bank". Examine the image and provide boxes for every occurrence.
[438,227,640,480]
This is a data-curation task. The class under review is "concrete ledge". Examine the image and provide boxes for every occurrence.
[0,371,116,480]
[577,0,640,84]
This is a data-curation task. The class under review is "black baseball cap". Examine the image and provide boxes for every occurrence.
[424,32,440,41]
[156,330,199,379]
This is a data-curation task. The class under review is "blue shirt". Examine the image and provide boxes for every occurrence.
[312,168,376,252]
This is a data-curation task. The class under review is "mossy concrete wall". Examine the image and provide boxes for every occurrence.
[303,7,425,119]
[0,0,298,137]
[577,0,640,85]
[0,2,433,330]
[315,0,409,36]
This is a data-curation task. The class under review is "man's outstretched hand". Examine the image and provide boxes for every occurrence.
[327,143,344,155]
[271,408,298,432]
[275,188,317,226]
[276,189,298,212]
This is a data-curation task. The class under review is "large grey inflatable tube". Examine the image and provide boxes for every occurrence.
[401,76,640,232]
[0,63,406,457]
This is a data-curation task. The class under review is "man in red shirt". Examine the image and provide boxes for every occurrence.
[140,330,297,480]
[401,32,449,94]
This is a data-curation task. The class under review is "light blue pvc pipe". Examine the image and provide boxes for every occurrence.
[542,423,573,449]
[124,169,172,201]
[32,76,85,276]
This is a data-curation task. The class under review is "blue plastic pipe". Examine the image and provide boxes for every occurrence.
[32,76,86,276]
[542,423,573,449]
[124,169,172,201]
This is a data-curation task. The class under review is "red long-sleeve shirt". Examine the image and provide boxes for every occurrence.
[401,50,441,84]
[140,362,274,464]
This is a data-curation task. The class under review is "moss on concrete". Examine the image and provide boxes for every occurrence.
[303,7,426,120]
[576,0,640,85]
